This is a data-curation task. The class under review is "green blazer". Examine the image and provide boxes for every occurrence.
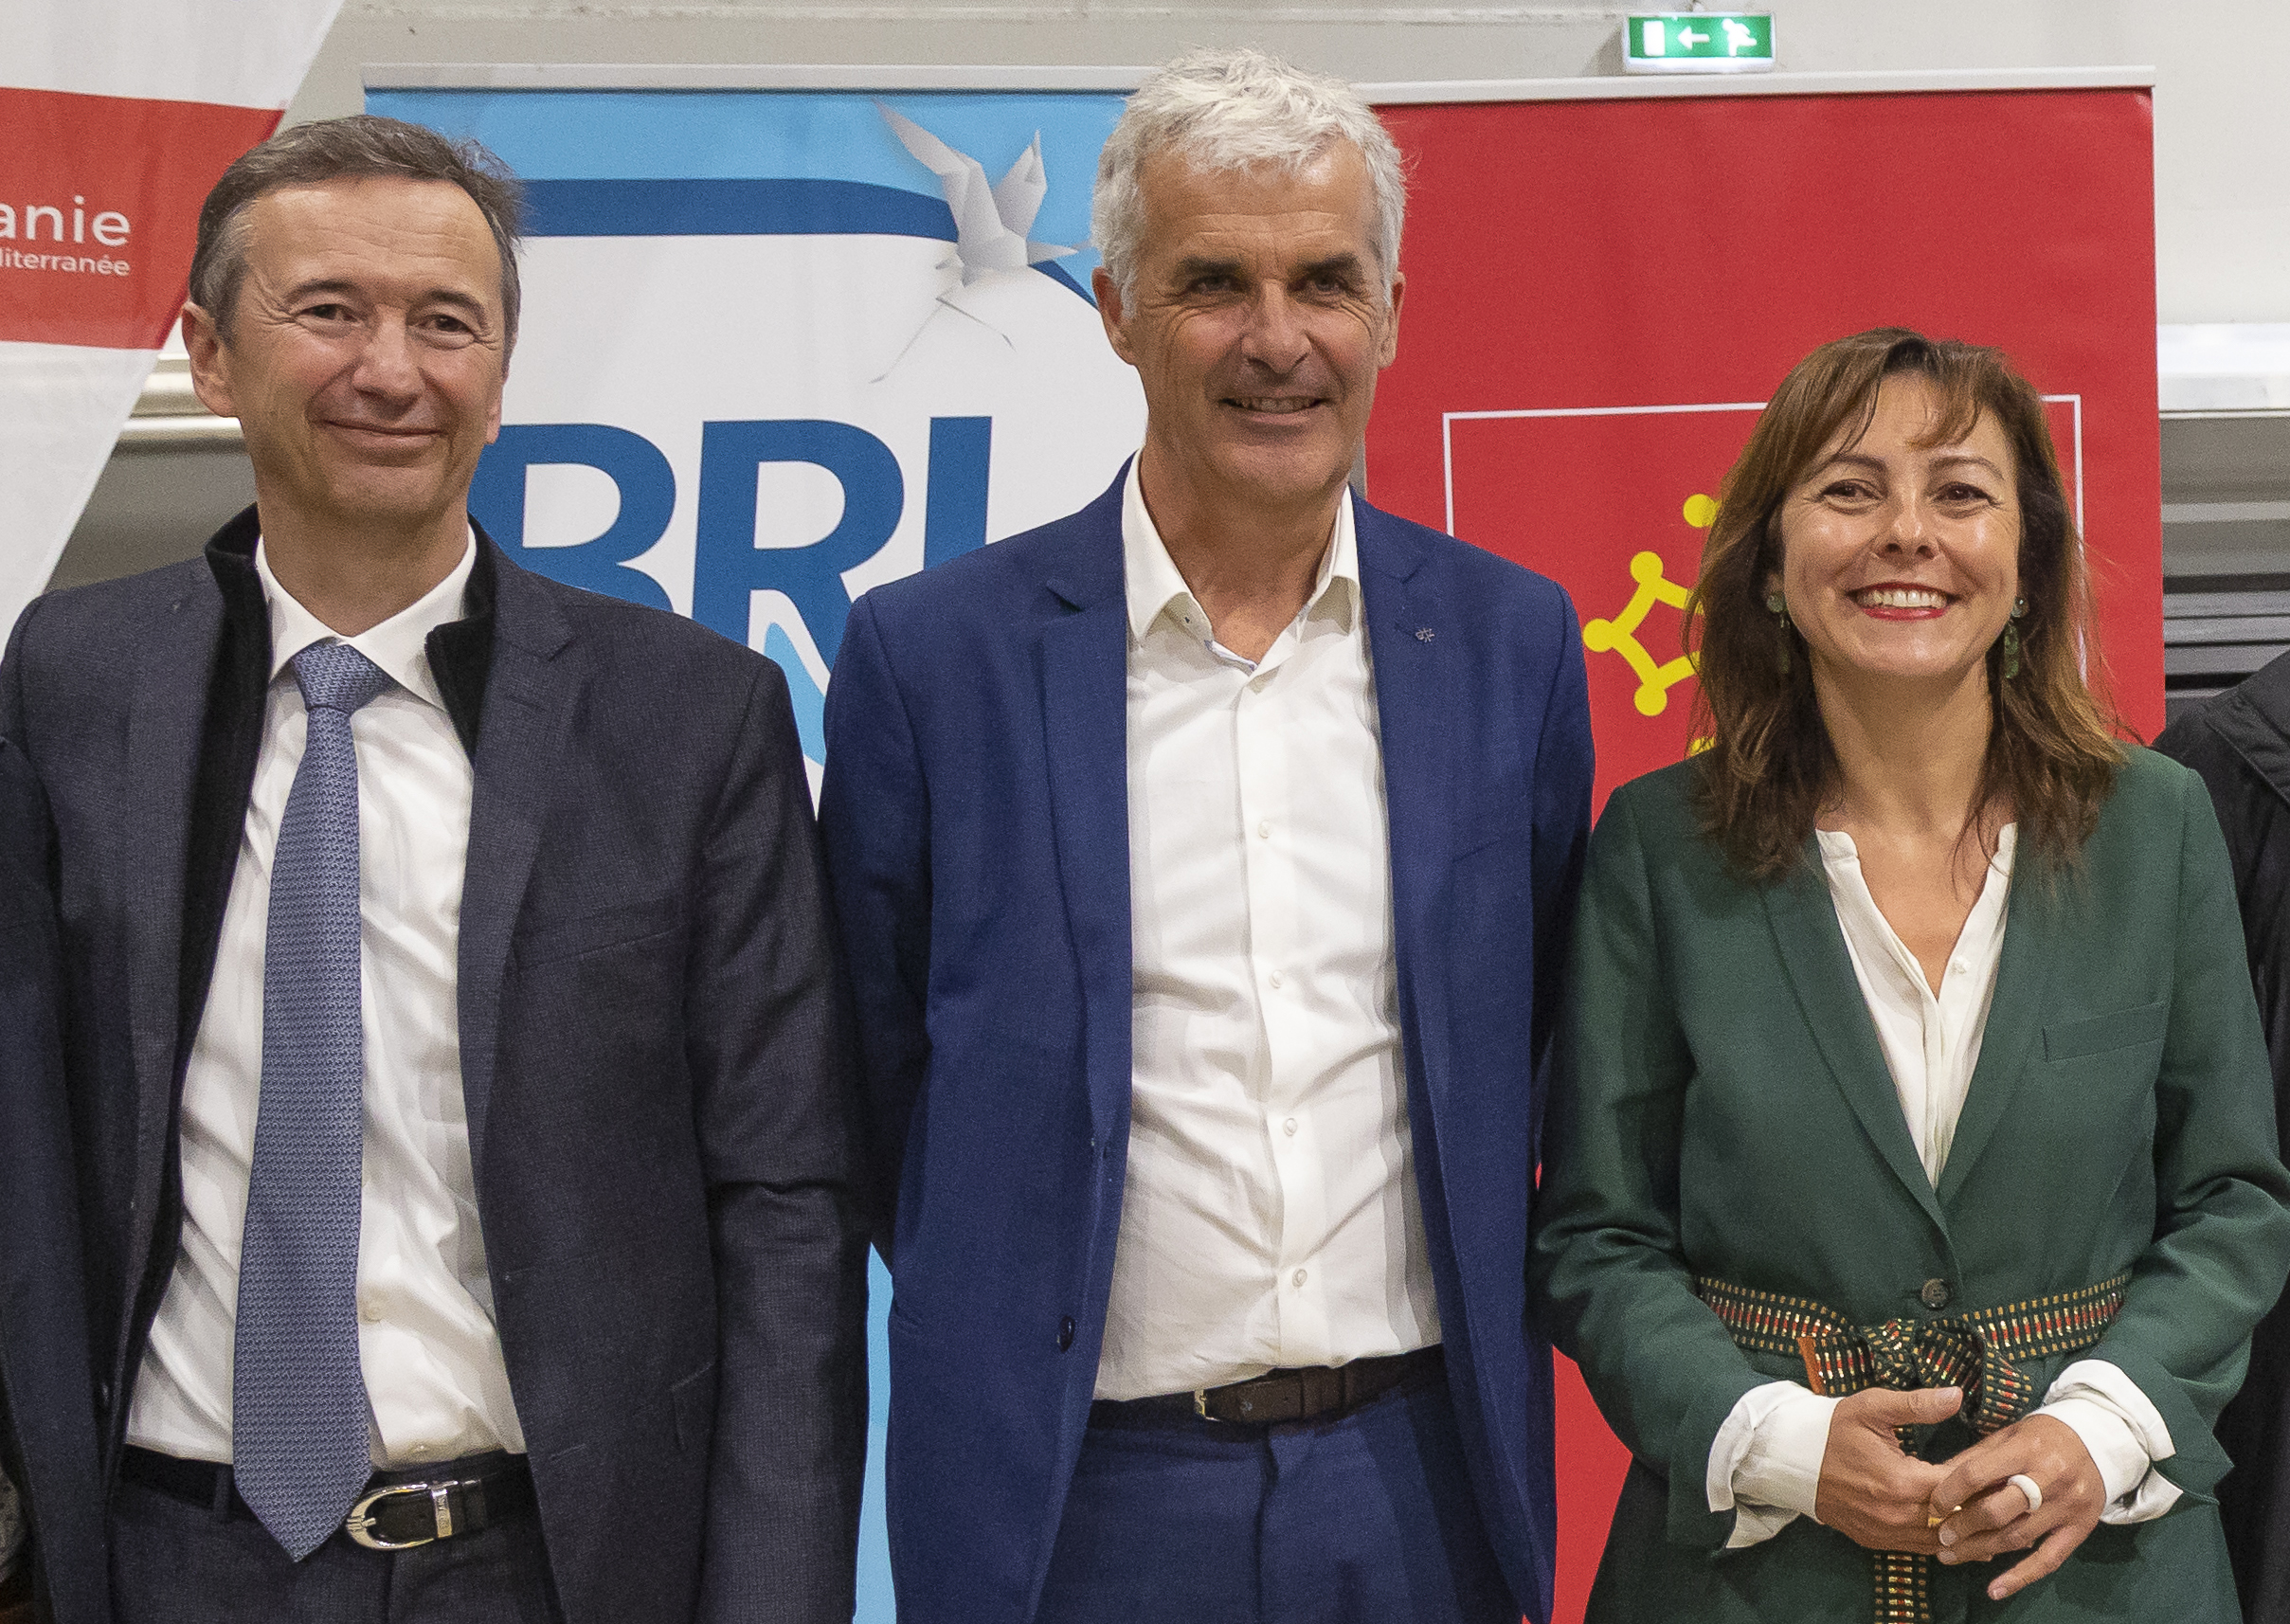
[1532,749,2290,1622]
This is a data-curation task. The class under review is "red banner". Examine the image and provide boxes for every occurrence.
[0,86,279,350]
[1365,85,2160,1620]
[1371,87,2162,807]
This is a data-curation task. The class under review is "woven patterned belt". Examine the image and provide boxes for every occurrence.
[1695,1272,2129,1624]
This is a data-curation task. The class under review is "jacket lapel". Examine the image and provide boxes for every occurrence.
[1762,855,1951,1233]
[1039,480,1133,1143]
[455,546,573,1188]
[1936,862,2057,1206]
[1357,508,1452,1122]
[122,583,224,1198]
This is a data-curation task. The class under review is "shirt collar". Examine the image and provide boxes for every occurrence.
[1120,456,1361,645]
[1815,821,2019,878]
[256,530,478,713]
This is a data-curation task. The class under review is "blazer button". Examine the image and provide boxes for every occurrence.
[1057,1316,1075,1353]
[1920,1278,1952,1311]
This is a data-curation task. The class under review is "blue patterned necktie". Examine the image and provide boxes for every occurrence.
[234,641,392,1560]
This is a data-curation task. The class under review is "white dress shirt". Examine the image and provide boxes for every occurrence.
[1707,824,2180,1544]
[126,534,527,1469]
[1094,461,1441,1402]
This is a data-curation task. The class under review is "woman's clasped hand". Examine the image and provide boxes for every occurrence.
[1811,1383,2107,1603]
[1926,1413,2105,1600]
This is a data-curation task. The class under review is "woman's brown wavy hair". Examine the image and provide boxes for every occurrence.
[1686,328,2123,881]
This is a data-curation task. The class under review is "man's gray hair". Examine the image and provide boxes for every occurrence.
[189,114,525,354]
[1092,47,1406,305]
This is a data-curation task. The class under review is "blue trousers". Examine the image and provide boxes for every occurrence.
[1037,1369,1519,1624]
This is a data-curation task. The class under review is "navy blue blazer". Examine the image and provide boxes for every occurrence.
[819,470,1595,1622]
[0,739,106,1624]
[0,511,868,1624]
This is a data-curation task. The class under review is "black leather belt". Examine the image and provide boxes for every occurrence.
[1091,1344,1445,1430]
[119,1446,536,1551]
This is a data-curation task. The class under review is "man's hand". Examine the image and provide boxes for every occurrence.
[1812,1386,1960,1553]
[1927,1414,2106,1602]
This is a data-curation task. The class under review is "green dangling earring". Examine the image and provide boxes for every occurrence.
[2001,595,2028,680]
[1766,590,1792,675]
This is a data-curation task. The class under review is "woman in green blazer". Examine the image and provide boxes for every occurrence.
[1533,328,2290,1623]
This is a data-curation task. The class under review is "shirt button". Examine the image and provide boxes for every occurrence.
[1268,971,1284,989]
[1920,1278,1952,1311]
[407,1443,431,1459]
[1291,1269,1307,1288]
[358,1295,381,1325]
[1283,1117,1299,1136]
[1257,821,1272,839]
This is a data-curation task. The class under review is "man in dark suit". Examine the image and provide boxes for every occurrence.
[820,46,1593,1624]
[2160,660,2290,1622]
[0,116,865,1624]
[0,740,106,1624]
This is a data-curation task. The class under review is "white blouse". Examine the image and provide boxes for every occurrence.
[1704,825,2183,1545]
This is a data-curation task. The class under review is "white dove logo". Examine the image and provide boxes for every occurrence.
[877,104,1085,284]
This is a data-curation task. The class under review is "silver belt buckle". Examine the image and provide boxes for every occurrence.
[345,1481,454,1550]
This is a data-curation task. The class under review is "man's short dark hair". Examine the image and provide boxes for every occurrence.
[189,114,525,353]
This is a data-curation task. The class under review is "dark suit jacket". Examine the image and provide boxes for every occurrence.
[2158,657,2290,1622]
[818,471,1596,1623]
[1533,752,2290,1622]
[0,508,868,1624]
[0,740,106,1624]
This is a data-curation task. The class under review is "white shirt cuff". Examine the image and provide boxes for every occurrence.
[1707,1380,1839,1547]
[2034,1358,2182,1524]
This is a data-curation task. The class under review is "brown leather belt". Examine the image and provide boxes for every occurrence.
[119,1445,536,1551]
[1091,1345,1445,1430]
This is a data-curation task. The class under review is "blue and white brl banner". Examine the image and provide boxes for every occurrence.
[366,74,1146,788]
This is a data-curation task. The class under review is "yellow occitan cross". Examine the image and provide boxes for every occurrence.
[1583,550,1701,717]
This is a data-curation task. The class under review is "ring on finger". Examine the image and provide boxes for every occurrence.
[2008,1473,2044,1517]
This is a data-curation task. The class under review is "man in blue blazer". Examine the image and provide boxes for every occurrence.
[1,118,865,1623]
[820,47,1593,1624]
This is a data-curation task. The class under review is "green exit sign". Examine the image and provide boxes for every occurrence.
[1625,12,1775,74]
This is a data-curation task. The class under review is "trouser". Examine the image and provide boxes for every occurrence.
[1036,1366,1520,1624]
[108,1451,561,1624]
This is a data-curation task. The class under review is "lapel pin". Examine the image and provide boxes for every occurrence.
[1415,626,1434,642]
